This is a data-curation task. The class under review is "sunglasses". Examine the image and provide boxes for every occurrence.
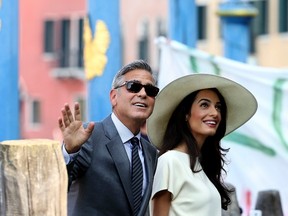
[115,80,159,97]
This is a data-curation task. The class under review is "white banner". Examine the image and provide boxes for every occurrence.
[157,37,288,216]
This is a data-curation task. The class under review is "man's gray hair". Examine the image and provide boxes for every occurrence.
[111,60,157,88]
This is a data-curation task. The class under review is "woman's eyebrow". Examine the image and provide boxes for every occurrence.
[197,98,210,103]
[197,98,221,104]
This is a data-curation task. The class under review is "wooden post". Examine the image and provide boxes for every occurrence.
[255,190,284,216]
[0,139,67,216]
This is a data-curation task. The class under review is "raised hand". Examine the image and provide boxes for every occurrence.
[58,102,94,153]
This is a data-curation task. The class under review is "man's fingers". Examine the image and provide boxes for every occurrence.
[61,107,71,127]
[65,103,75,123]
[59,102,82,129]
[74,102,82,121]
[86,122,95,134]
[58,117,65,132]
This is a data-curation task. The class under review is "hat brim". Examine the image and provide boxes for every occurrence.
[147,74,258,149]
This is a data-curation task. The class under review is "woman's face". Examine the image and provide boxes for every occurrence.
[187,89,222,146]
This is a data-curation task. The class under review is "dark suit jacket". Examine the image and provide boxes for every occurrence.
[67,115,158,216]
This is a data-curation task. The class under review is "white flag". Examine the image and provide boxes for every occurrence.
[157,37,288,216]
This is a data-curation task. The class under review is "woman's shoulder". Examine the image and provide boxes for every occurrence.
[159,150,190,164]
[160,149,189,157]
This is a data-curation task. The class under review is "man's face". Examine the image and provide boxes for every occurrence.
[110,69,157,130]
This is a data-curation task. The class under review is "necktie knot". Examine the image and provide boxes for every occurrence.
[130,137,140,147]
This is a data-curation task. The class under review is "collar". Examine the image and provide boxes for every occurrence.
[111,113,141,144]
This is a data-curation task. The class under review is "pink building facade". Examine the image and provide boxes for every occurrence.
[19,0,87,140]
[19,0,168,140]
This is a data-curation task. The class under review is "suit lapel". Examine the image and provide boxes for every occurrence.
[138,138,155,215]
[103,117,134,210]
[141,137,154,185]
[102,116,156,214]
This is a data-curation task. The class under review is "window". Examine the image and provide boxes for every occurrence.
[156,18,166,37]
[78,18,84,67]
[279,0,288,33]
[138,21,149,61]
[197,5,207,40]
[251,0,268,36]
[75,96,86,121]
[60,19,71,67]
[249,0,268,53]
[31,100,41,124]
[44,17,84,69]
[156,18,167,64]
[44,20,55,53]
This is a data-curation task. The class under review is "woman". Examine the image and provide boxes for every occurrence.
[147,74,257,216]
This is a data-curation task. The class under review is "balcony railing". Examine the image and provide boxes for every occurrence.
[51,49,85,80]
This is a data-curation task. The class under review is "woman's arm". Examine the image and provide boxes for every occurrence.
[151,190,172,216]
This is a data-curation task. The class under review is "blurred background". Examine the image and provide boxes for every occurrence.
[1,0,287,141]
[1,0,288,215]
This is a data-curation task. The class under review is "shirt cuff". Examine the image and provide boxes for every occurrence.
[61,143,79,164]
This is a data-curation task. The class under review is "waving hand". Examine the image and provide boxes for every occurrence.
[58,102,94,153]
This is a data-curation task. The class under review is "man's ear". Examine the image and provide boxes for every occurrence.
[110,89,117,107]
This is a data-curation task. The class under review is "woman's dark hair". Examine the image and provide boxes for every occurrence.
[160,88,232,210]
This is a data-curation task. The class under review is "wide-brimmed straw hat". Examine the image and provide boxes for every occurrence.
[147,74,258,149]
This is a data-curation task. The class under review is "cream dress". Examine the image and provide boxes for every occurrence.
[151,150,221,216]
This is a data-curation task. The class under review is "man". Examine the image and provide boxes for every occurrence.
[58,60,159,216]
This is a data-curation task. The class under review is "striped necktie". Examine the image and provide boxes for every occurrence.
[130,137,143,216]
